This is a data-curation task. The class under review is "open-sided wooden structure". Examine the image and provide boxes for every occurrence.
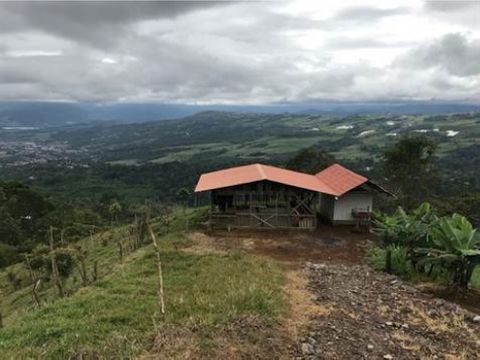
[209,181,318,229]
[195,163,390,230]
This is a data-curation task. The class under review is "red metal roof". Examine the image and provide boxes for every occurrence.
[195,163,337,194]
[315,163,368,196]
[195,163,370,196]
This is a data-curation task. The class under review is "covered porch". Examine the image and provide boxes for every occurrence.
[209,181,318,230]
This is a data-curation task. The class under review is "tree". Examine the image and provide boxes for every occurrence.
[383,136,438,208]
[108,201,122,225]
[285,147,336,174]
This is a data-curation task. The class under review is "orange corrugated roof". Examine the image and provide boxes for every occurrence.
[194,163,363,195]
[315,164,368,196]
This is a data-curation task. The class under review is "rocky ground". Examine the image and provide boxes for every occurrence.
[294,263,480,360]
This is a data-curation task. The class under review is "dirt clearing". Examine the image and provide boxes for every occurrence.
[193,226,371,264]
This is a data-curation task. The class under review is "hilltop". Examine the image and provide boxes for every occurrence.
[1,209,478,358]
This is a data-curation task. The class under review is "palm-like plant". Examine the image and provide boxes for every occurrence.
[416,214,480,288]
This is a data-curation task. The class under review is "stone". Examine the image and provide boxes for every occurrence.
[401,323,409,329]
[384,355,393,360]
[385,321,394,326]
[301,343,314,355]
[472,315,480,323]
[367,344,374,351]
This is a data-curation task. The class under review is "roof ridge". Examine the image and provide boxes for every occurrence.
[256,163,267,179]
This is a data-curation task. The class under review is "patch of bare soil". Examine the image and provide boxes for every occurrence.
[141,315,294,360]
[183,232,228,255]
[198,226,371,265]
[294,263,480,359]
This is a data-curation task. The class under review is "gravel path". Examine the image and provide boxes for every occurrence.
[295,263,480,359]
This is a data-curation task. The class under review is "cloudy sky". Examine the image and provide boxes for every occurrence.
[0,0,479,104]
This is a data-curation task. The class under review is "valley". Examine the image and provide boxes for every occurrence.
[2,110,479,171]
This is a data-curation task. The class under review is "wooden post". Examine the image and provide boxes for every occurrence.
[148,224,165,316]
[49,226,64,298]
[25,254,41,307]
[249,192,253,227]
[209,192,213,230]
[60,228,65,245]
[32,280,42,308]
[117,240,124,262]
[275,193,278,227]
[92,260,98,282]
[24,254,36,284]
[77,246,88,286]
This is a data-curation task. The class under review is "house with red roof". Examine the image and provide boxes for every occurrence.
[195,163,389,230]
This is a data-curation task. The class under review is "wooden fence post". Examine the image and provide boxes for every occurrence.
[24,254,42,308]
[77,246,88,286]
[49,226,64,298]
[92,260,98,282]
[148,224,165,316]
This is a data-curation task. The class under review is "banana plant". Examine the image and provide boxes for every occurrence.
[373,211,402,273]
[416,213,480,288]
[373,203,435,273]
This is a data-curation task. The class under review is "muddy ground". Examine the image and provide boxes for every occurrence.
[183,230,480,359]
[200,225,372,265]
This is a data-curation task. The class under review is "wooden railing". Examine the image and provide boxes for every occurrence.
[210,211,316,230]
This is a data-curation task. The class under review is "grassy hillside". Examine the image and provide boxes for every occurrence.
[0,210,287,358]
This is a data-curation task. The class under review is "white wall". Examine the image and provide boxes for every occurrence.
[333,192,373,222]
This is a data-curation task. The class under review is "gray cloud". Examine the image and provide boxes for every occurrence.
[0,1,223,48]
[0,1,479,104]
[398,33,480,77]
[423,0,480,28]
[333,6,409,22]
[424,0,479,12]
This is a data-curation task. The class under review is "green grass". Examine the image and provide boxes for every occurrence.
[0,229,286,358]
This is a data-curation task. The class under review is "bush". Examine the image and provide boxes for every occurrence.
[373,203,480,289]
[54,251,75,278]
[367,245,414,278]
[0,242,19,268]
[6,270,21,290]
[28,245,75,279]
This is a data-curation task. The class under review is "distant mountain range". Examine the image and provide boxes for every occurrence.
[1,101,480,128]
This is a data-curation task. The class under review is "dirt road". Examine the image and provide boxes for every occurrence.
[186,230,480,359]
[296,263,480,359]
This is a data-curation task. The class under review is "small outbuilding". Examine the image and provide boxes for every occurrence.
[195,163,389,230]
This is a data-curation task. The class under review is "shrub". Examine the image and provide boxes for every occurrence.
[0,242,19,268]
[6,270,21,290]
[367,245,414,278]
[373,203,480,289]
